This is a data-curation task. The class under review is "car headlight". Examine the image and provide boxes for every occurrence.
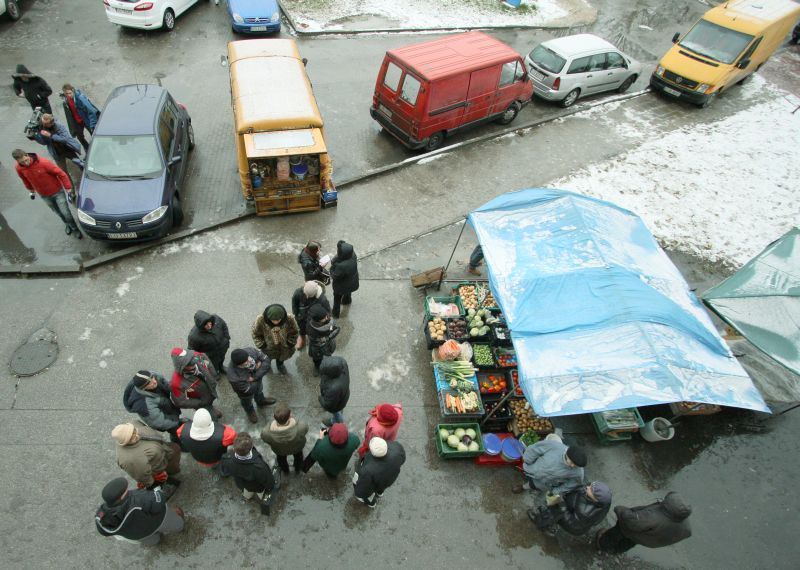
[77,209,96,226]
[142,205,168,224]
[271,11,279,22]
[232,12,244,23]
[696,83,712,93]
[655,65,665,77]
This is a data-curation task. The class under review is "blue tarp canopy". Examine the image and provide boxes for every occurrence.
[467,188,769,417]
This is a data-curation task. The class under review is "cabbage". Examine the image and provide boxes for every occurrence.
[465,428,477,439]
[454,428,466,439]
[439,428,451,441]
[457,442,468,452]
[468,441,480,452]
[473,319,483,327]
[479,326,490,335]
[467,308,476,317]
[447,435,460,448]
[470,328,480,337]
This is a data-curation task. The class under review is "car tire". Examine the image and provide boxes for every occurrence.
[187,122,195,150]
[496,103,520,125]
[162,9,175,32]
[617,75,637,93]
[560,89,580,108]
[171,194,184,226]
[6,0,20,20]
[423,131,445,152]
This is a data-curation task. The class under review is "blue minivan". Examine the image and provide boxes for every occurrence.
[227,0,281,34]
[76,84,194,241]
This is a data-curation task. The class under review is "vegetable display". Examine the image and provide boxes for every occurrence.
[427,299,461,318]
[439,426,480,452]
[435,360,475,385]
[427,317,446,341]
[458,285,479,310]
[444,390,481,414]
[492,324,511,344]
[479,372,508,394]
[482,399,511,419]
[466,308,494,338]
[476,284,498,308]
[509,369,523,396]
[447,318,468,340]
[510,399,553,433]
[600,409,640,431]
[472,344,495,367]
[437,340,462,361]
[494,347,517,368]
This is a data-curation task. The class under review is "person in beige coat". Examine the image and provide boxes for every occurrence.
[112,421,181,494]
[251,304,299,373]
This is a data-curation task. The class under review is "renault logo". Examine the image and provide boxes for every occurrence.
[115,222,122,229]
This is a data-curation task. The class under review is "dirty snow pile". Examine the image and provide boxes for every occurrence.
[554,94,800,269]
[282,0,593,31]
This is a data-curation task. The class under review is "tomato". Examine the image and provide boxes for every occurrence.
[499,381,507,389]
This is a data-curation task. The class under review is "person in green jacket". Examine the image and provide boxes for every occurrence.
[302,423,359,478]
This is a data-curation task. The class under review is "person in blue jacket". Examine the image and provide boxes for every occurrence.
[28,113,81,186]
[60,84,100,151]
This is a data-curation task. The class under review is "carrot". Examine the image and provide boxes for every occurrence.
[445,393,451,411]
[457,396,464,414]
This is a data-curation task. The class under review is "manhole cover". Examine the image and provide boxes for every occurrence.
[10,340,59,376]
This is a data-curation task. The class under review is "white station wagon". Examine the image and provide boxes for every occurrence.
[525,34,642,108]
[104,0,201,32]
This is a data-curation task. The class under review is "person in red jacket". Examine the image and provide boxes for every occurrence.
[12,149,80,237]
[357,403,403,457]
[175,408,236,468]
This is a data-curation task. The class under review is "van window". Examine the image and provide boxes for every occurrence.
[499,61,525,87]
[529,45,566,74]
[679,18,754,64]
[400,74,421,106]
[607,52,626,69]
[568,56,590,74]
[383,62,403,92]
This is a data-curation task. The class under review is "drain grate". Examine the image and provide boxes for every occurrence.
[10,329,59,377]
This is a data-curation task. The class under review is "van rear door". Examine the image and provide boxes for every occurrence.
[463,66,501,124]
[375,60,417,136]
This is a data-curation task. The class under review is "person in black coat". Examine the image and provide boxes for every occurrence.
[353,437,405,508]
[187,310,231,374]
[529,481,612,536]
[221,433,276,515]
[330,240,359,318]
[95,478,185,546]
[318,356,350,425]
[597,491,692,553]
[298,240,328,282]
[12,65,52,113]
[291,281,331,349]
[307,304,340,375]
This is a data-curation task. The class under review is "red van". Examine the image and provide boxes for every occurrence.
[370,32,534,152]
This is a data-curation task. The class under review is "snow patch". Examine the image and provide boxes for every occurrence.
[101,348,114,357]
[153,234,305,257]
[79,328,91,341]
[115,283,130,297]
[67,356,74,364]
[366,353,410,391]
[99,361,108,369]
[418,152,451,165]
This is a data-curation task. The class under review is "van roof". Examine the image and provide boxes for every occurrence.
[704,0,800,33]
[540,34,618,58]
[386,32,521,81]
[228,39,323,133]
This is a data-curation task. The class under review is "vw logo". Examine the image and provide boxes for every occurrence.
[115,222,122,230]
[675,77,683,84]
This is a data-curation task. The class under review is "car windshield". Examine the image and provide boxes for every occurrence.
[86,135,163,178]
[679,19,754,64]
[529,45,566,74]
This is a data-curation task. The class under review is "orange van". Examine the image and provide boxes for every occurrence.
[370,32,533,152]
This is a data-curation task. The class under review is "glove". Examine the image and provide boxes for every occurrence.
[545,492,562,507]
[30,193,36,200]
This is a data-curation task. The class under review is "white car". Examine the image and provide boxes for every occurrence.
[103,0,202,32]
[1,0,21,21]
[525,34,642,108]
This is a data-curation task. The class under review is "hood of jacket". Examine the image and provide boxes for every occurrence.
[262,304,287,327]
[662,492,692,521]
[170,348,195,373]
[13,64,34,78]
[123,380,149,416]
[193,310,214,329]
[308,303,330,323]
[319,356,346,379]
[336,240,354,260]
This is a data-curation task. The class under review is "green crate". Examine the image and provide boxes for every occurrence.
[590,415,634,445]
[591,408,644,435]
[434,422,485,458]
[424,295,465,319]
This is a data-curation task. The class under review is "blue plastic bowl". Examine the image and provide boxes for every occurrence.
[501,437,524,462]
[483,433,502,455]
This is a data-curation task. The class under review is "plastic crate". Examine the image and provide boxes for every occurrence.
[439,389,484,421]
[590,415,633,445]
[490,323,512,347]
[424,295,465,319]
[452,282,481,312]
[591,408,645,435]
[477,370,510,396]
[424,318,448,349]
[471,343,496,369]
[506,368,524,397]
[435,423,485,458]
[493,346,518,368]
[481,394,513,433]
[433,366,478,392]
[508,398,554,435]
[444,317,470,342]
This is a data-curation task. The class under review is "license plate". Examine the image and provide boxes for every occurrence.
[663,86,681,97]
[530,70,545,81]
[108,232,137,239]
[115,7,132,13]
[251,26,267,31]
[379,104,392,118]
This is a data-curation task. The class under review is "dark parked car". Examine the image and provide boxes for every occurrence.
[76,84,194,241]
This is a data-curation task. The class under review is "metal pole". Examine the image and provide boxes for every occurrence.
[443,217,468,277]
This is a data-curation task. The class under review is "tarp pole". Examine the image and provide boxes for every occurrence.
[443,217,468,278]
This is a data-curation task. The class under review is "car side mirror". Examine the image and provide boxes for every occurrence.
[737,58,750,69]
[71,157,85,170]
[672,32,680,44]
[169,155,182,166]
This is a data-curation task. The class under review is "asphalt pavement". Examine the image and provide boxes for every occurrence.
[1,1,800,569]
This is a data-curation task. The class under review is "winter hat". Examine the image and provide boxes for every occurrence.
[171,347,194,372]
[265,304,285,321]
[566,446,587,468]
[14,64,33,77]
[308,303,329,322]
[369,437,388,458]
[132,370,151,388]
[190,409,214,441]
[376,404,399,426]
[101,478,129,505]
[111,423,136,446]
[231,349,249,366]
[303,281,322,298]
[328,423,349,446]
[590,481,612,505]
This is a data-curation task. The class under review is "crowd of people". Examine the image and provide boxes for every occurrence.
[95,240,407,545]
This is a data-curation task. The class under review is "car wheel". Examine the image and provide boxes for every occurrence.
[7,0,20,20]
[560,89,580,108]
[699,92,717,109]
[617,75,637,93]
[496,103,520,125]
[162,9,175,32]
[171,194,184,226]
[187,122,195,150]
[423,131,445,152]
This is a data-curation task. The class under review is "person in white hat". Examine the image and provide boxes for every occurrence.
[352,437,406,508]
[175,409,236,468]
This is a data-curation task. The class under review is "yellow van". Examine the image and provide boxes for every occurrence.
[228,39,335,216]
[650,0,800,107]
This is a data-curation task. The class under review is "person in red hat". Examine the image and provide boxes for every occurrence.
[357,403,403,457]
[302,423,359,478]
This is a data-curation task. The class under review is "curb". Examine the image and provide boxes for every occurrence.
[1,89,650,278]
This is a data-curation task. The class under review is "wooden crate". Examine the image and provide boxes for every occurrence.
[411,267,446,289]
[255,192,321,216]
